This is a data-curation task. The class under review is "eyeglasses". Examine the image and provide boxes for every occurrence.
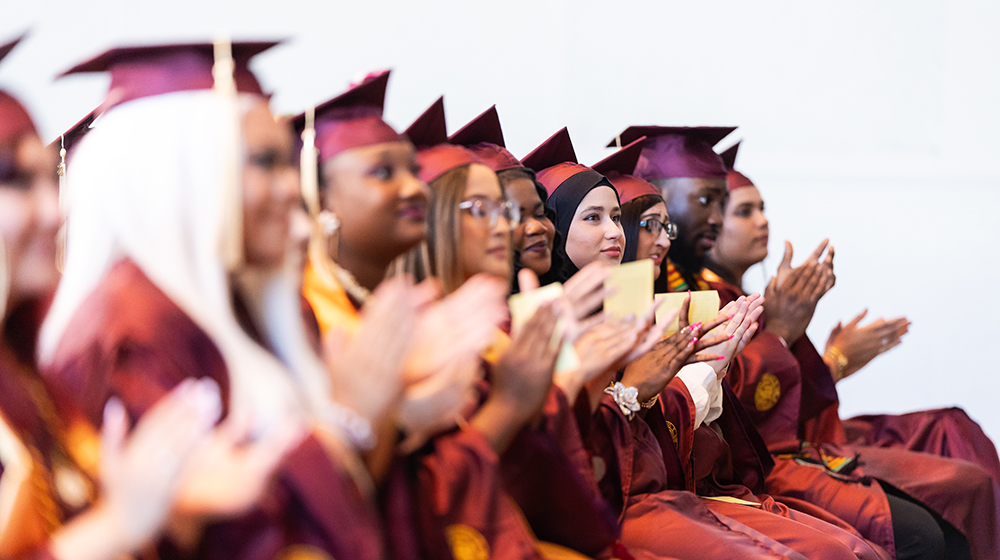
[639,218,678,240]
[459,198,521,230]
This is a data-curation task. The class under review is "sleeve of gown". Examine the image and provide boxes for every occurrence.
[582,394,635,522]
[791,336,847,444]
[416,426,541,560]
[500,388,619,557]
[657,377,698,481]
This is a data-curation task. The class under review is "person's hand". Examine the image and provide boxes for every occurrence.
[404,274,508,384]
[472,302,562,453]
[49,380,222,560]
[394,274,508,451]
[170,412,306,521]
[763,240,833,345]
[493,302,562,418]
[825,309,910,382]
[554,317,641,401]
[396,356,480,453]
[692,294,765,379]
[622,299,670,364]
[561,262,613,322]
[617,298,735,403]
[322,276,439,427]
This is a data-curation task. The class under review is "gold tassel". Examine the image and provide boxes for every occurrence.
[55,136,66,274]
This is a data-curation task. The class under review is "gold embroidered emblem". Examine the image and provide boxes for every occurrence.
[754,373,781,412]
[665,421,679,448]
[445,524,489,560]
[274,544,335,560]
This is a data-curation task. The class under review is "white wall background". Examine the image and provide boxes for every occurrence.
[3,0,999,439]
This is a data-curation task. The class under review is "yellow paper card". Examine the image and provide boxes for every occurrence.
[654,290,721,334]
[604,260,655,321]
[508,283,581,373]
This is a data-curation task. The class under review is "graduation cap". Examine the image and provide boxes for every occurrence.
[404,95,447,149]
[0,33,37,145]
[292,70,404,164]
[404,97,482,184]
[520,127,598,197]
[717,140,754,191]
[53,109,100,154]
[608,126,736,182]
[60,41,279,111]
[593,137,659,204]
[447,105,524,173]
[522,127,614,247]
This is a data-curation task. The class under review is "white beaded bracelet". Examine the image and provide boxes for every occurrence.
[605,382,641,420]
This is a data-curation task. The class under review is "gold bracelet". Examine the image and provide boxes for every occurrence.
[825,346,849,381]
[640,395,660,409]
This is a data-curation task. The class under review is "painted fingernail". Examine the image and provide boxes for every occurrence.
[693,322,703,330]
[691,337,699,345]
[728,314,735,320]
[717,356,726,361]
[728,334,735,340]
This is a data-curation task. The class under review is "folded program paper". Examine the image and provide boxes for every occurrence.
[654,290,721,334]
[604,259,654,321]
[508,283,581,372]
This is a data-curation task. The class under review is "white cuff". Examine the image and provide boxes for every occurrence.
[704,374,724,425]
[677,363,717,428]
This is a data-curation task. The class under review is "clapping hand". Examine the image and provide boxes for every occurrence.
[764,240,834,345]
[826,309,910,382]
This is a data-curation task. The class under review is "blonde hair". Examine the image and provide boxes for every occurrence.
[397,165,468,295]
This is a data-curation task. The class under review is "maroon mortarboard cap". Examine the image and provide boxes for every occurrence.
[60,41,278,112]
[592,136,644,177]
[404,96,447,149]
[609,126,735,181]
[405,97,483,184]
[521,127,593,196]
[52,109,99,153]
[292,70,404,163]
[0,34,37,145]
[718,140,754,191]
[593,137,659,204]
[448,105,524,173]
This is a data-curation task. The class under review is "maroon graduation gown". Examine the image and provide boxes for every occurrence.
[843,408,1000,483]
[43,259,390,560]
[711,277,1000,560]
[583,387,881,560]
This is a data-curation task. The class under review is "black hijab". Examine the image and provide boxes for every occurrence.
[546,169,618,283]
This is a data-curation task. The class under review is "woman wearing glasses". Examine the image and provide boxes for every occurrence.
[617,183,677,286]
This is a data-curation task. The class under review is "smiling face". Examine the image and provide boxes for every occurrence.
[565,185,624,269]
[0,133,61,310]
[459,164,512,281]
[656,176,727,272]
[321,140,428,266]
[635,201,672,281]
[503,174,554,277]
[711,185,769,270]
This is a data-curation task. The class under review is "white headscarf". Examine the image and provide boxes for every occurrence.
[39,91,330,435]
